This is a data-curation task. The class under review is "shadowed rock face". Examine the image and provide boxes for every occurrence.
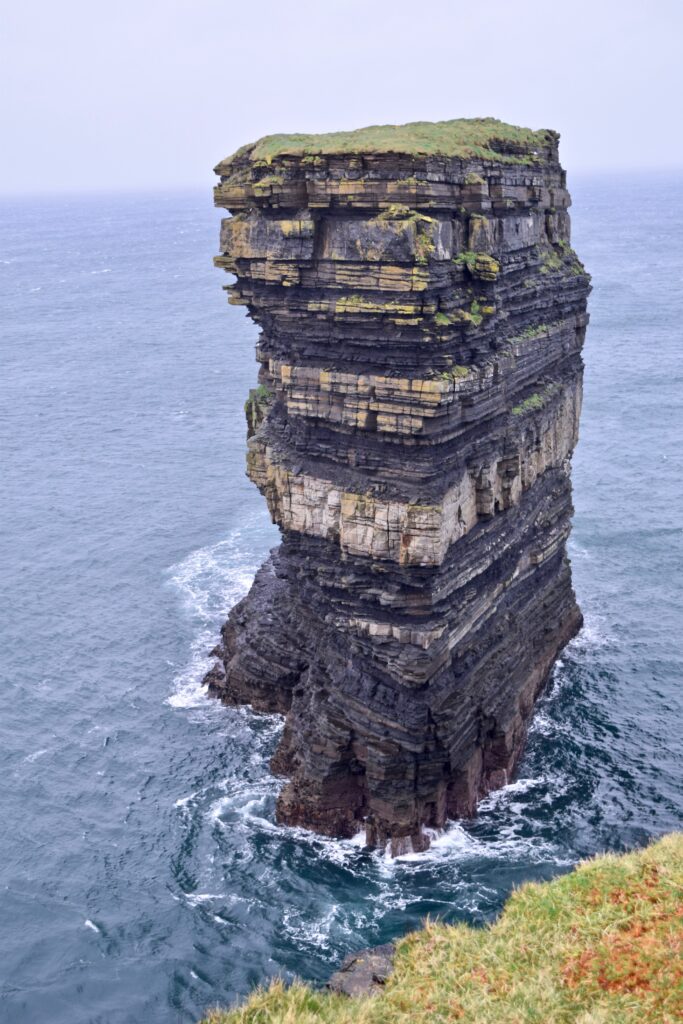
[206,119,590,855]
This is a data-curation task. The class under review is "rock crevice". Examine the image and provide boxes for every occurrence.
[207,118,590,854]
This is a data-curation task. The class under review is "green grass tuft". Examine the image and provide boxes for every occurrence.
[512,392,546,415]
[244,384,271,433]
[440,365,470,381]
[512,323,553,342]
[453,251,500,280]
[217,118,556,168]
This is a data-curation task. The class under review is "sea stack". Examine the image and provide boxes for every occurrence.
[207,119,590,855]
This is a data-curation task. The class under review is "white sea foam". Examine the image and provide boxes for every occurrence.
[183,892,227,907]
[281,902,344,954]
[297,828,367,868]
[208,783,281,832]
[231,792,562,873]
[560,612,616,656]
[166,527,268,709]
[367,774,571,869]
[575,620,615,649]
[480,775,547,807]
[529,709,556,736]
[24,748,49,763]
[383,819,566,869]
[208,794,234,824]
[174,791,197,809]
[202,773,566,872]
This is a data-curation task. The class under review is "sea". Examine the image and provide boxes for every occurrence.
[1,175,682,1024]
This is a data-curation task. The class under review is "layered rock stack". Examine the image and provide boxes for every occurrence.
[207,119,590,854]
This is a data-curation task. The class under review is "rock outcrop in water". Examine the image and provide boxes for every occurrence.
[206,118,590,854]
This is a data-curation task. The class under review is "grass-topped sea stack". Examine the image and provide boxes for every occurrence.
[207,118,591,854]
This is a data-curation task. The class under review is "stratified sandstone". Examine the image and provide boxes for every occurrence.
[207,118,590,854]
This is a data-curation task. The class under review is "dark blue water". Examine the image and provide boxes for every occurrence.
[1,177,682,1024]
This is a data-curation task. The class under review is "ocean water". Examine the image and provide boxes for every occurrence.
[1,176,682,1024]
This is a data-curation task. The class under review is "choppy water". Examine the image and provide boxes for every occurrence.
[1,177,682,1024]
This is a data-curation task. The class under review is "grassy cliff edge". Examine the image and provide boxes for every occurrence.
[215,117,557,170]
[202,834,682,1024]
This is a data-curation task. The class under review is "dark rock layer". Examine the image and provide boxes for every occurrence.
[207,119,590,854]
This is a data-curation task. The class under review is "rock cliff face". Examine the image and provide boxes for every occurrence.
[207,118,590,854]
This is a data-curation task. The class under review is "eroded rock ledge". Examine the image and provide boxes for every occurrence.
[206,118,590,854]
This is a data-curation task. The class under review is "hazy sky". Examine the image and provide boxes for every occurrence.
[2,0,681,194]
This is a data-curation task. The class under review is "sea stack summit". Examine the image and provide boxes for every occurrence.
[207,118,590,855]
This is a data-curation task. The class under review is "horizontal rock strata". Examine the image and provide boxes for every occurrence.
[207,118,590,854]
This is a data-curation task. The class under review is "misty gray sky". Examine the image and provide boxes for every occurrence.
[2,0,681,194]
